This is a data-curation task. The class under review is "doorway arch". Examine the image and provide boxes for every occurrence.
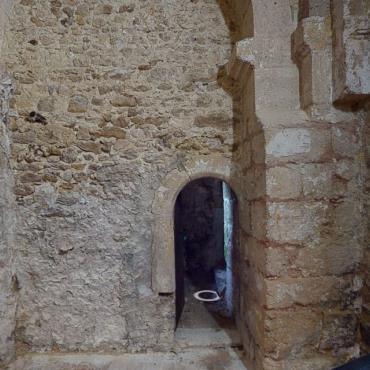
[174,176,239,327]
[151,156,239,294]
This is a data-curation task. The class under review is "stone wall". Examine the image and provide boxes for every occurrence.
[2,0,233,355]
[228,0,369,369]
[1,0,369,369]
[361,110,370,353]
[0,1,16,367]
[0,65,16,370]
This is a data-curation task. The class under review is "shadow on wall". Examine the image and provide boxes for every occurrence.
[176,178,226,290]
[217,0,254,42]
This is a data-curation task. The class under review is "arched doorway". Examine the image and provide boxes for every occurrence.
[174,177,239,333]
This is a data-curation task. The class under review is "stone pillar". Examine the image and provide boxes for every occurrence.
[228,0,368,369]
[287,0,369,368]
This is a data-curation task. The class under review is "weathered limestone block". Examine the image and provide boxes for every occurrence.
[265,127,331,165]
[110,95,137,108]
[332,0,370,105]
[267,201,328,244]
[264,246,298,278]
[265,309,322,360]
[266,166,302,200]
[265,276,345,309]
[295,236,362,276]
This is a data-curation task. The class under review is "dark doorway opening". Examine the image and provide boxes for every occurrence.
[174,177,238,332]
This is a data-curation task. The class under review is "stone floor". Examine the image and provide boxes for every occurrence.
[10,349,248,370]
[10,283,248,370]
[175,280,241,349]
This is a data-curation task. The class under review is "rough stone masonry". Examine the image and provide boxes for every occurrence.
[0,1,369,370]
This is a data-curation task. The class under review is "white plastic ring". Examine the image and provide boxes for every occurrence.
[193,290,221,302]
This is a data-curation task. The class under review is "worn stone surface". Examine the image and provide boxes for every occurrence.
[1,0,233,356]
[0,0,369,369]
[332,0,370,105]
[9,350,249,370]
[0,65,16,367]
[361,110,370,353]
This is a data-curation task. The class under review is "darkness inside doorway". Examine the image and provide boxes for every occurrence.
[174,177,237,329]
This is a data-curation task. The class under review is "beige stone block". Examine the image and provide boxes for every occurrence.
[13,96,34,111]
[36,125,77,146]
[265,310,321,360]
[68,95,88,113]
[95,4,113,15]
[251,200,267,240]
[255,66,299,111]
[265,246,298,277]
[77,141,102,155]
[300,163,333,199]
[91,127,126,140]
[266,128,311,158]
[267,166,302,199]
[267,201,328,244]
[256,110,308,130]
[295,235,362,276]
[265,276,342,309]
[333,126,361,158]
[333,198,363,231]
[266,128,331,165]
[263,356,335,370]
[37,97,55,112]
[151,216,175,293]
[113,115,129,128]
[110,96,137,108]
